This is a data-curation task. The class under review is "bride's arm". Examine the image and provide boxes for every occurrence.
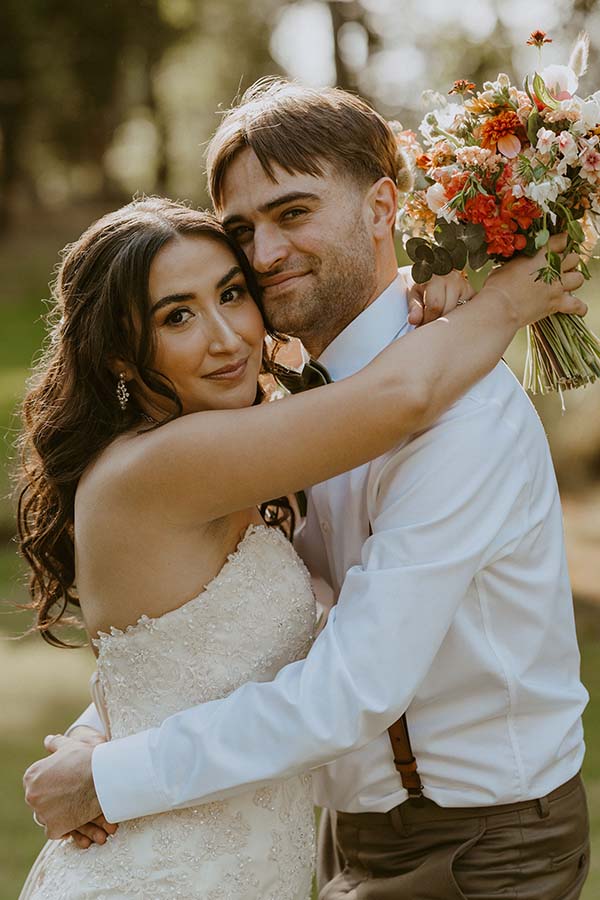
[116,237,584,525]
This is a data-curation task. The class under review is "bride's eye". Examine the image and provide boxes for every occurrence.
[221,285,246,304]
[165,307,193,326]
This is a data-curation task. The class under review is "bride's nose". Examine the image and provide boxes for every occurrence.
[207,312,244,356]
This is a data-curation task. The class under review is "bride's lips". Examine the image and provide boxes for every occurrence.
[203,357,249,382]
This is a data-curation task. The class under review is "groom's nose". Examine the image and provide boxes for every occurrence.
[251,224,289,274]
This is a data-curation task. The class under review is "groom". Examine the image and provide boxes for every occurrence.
[26,80,589,898]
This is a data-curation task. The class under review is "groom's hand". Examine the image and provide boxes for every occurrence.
[61,728,119,848]
[23,734,104,840]
[407,269,474,326]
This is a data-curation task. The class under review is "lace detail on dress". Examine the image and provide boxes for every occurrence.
[20,525,316,900]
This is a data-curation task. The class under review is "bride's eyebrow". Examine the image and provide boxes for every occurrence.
[150,267,243,314]
[216,265,243,289]
[151,293,195,315]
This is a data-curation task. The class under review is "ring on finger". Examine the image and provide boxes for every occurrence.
[457,298,470,306]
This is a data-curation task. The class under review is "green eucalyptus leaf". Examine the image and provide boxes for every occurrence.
[414,243,435,263]
[431,246,454,276]
[435,222,458,250]
[533,72,559,110]
[412,260,433,284]
[450,241,468,269]
[462,223,486,251]
[535,228,550,249]
[405,237,427,261]
[468,244,489,270]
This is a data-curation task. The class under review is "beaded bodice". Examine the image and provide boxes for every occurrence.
[93,524,316,739]
[20,525,317,900]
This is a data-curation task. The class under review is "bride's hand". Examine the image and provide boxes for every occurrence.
[407,269,474,326]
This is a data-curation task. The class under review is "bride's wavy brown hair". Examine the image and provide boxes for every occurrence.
[17,197,286,648]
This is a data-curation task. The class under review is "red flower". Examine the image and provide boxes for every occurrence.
[444,172,469,200]
[527,30,552,48]
[501,193,542,230]
[483,213,527,257]
[463,194,498,224]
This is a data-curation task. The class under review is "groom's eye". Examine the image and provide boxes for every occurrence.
[282,208,306,220]
[229,225,253,244]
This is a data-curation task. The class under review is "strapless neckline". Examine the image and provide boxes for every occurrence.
[92,523,283,649]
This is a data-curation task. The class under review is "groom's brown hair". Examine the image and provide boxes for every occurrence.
[207,78,402,207]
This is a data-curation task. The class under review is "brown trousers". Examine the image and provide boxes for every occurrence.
[317,774,589,899]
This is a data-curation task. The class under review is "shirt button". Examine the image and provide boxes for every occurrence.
[321,521,330,534]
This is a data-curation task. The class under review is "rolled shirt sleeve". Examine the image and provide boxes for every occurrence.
[93,395,530,823]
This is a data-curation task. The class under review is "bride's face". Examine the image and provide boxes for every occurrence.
[146,235,266,415]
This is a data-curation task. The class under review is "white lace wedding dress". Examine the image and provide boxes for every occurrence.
[20,525,317,900]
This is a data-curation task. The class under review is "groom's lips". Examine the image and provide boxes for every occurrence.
[260,272,309,291]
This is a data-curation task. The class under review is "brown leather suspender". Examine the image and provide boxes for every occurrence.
[364,523,424,801]
[388,714,423,799]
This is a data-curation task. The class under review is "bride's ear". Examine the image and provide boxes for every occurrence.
[108,357,135,382]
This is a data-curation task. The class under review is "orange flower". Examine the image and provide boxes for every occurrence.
[480,111,524,158]
[415,153,432,170]
[527,30,552,48]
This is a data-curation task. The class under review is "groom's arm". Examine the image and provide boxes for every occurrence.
[91,388,531,823]
[65,704,105,738]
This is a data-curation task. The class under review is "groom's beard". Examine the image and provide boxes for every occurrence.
[258,225,378,355]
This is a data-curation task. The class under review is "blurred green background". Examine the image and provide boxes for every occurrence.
[1,1,599,897]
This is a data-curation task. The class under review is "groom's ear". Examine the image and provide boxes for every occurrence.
[366,177,398,238]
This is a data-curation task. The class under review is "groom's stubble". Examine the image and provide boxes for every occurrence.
[218,151,383,358]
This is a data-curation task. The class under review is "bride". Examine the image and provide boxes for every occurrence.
[17,196,583,899]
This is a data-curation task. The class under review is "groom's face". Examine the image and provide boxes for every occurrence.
[217,149,378,351]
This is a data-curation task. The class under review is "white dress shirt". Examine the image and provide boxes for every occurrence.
[88,272,587,823]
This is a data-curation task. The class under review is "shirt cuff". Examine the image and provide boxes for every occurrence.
[92,729,166,823]
[65,703,105,737]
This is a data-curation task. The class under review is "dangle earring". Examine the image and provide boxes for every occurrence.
[116,372,130,410]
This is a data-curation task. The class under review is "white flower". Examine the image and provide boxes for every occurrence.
[540,64,579,98]
[579,97,600,129]
[421,90,447,109]
[536,127,557,153]
[497,73,511,89]
[524,175,571,211]
[425,182,448,214]
[419,103,462,143]
[558,131,578,163]
[425,183,458,223]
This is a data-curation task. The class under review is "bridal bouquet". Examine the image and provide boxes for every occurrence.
[394,30,600,396]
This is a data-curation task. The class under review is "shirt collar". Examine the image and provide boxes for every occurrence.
[318,271,411,380]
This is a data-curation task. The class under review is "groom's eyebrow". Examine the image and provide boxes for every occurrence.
[222,192,320,229]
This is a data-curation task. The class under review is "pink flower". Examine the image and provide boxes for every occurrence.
[581,147,600,172]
